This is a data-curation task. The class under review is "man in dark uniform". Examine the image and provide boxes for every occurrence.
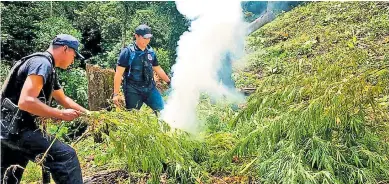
[0,34,88,184]
[113,24,170,112]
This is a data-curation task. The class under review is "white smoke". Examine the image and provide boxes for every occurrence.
[161,0,246,133]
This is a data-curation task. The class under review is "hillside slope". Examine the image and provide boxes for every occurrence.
[231,1,389,183]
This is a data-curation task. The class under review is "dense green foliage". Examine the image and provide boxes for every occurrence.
[1,1,188,105]
[78,110,205,183]
[232,2,389,183]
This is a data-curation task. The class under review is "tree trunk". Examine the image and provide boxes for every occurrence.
[247,10,276,35]
[86,64,115,111]
[86,64,114,143]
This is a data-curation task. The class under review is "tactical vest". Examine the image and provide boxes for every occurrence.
[0,52,56,122]
[125,44,155,87]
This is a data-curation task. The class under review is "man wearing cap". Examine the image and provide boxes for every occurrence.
[1,34,87,183]
[113,24,170,113]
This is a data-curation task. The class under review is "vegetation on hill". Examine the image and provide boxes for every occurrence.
[1,1,388,183]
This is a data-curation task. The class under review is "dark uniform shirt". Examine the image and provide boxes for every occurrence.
[117,43,159,91]
[9,52,61,127]
[117,43,159,73]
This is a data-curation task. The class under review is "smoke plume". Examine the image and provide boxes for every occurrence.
[161,1,246,133]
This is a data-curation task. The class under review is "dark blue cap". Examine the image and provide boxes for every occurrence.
[135,24,153,39]
[52,34,85,60]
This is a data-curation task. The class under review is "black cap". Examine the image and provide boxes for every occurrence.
[135,24,153,39]
[52,34,85,60]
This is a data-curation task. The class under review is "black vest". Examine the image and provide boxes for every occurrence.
[125,44,155,88]
[1,52,56,125]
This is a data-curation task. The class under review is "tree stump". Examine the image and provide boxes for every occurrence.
[86,64,115,111]
[86,64,114,142]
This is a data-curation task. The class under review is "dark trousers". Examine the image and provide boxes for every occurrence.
[123,83,164,112]
[1,128,82,184]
